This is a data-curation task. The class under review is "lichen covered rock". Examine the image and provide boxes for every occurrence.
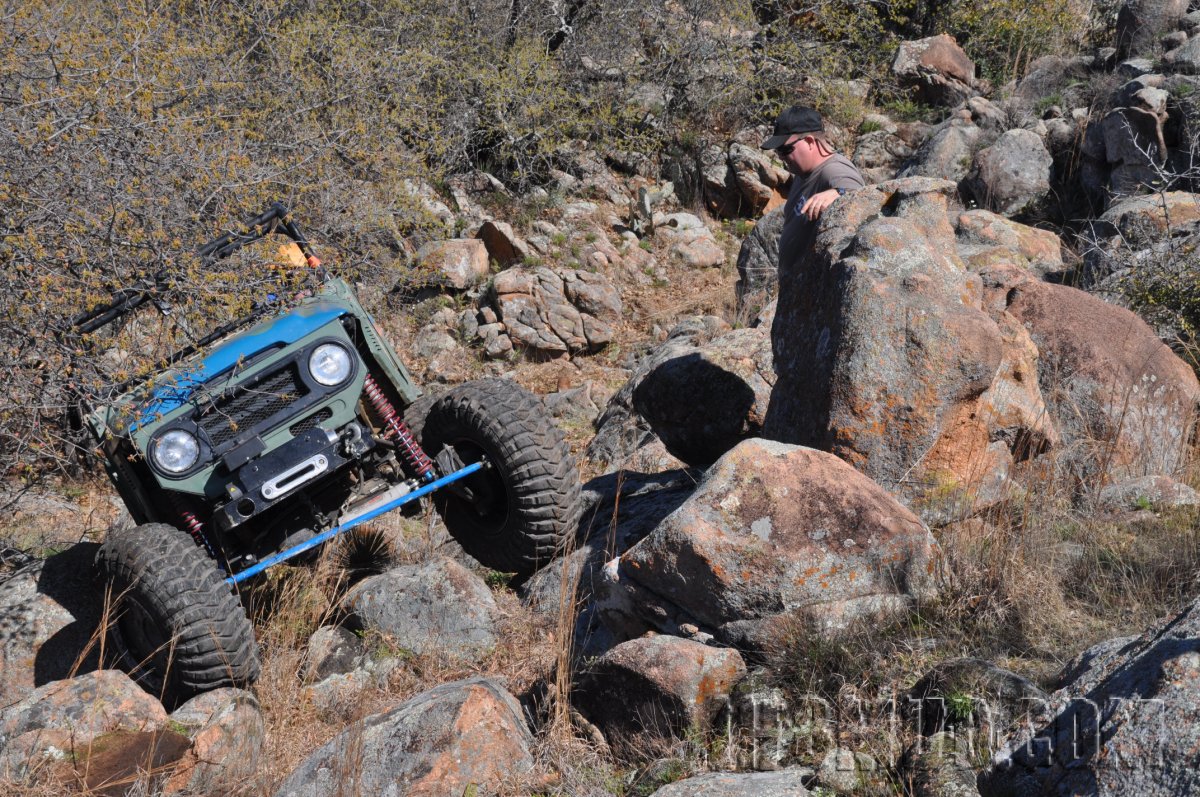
[273,677,533,797]
[981,595,1200,796]
[573,635,746,751]
[598,438,938,648]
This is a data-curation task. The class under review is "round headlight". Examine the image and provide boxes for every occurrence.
[308,343,353,386]
[152,429,200,474]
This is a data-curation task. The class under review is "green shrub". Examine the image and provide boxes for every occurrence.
[941,0,1096,84]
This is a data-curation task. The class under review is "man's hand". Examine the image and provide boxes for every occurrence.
[800,188,841,220]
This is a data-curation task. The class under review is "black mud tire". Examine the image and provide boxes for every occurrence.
[414,378,582,577]
[96,523,260,702]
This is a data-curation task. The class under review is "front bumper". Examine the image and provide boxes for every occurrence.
[213,427,351,532]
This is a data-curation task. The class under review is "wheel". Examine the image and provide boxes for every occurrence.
[412,378,582,577]
[96,523,260,702]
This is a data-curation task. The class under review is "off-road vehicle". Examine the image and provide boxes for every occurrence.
[74,204,581,699]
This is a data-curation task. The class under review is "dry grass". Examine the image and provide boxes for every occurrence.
[6,461,1200,796]
[925,482,1200,664]
[240,527,565,793]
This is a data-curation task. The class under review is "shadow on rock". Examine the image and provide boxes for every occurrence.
[981,599,1200,797]
[34,542,104,686]
[633,352,762,467]
[577,467,702,549]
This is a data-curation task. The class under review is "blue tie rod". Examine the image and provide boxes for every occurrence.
[225,459,485,585]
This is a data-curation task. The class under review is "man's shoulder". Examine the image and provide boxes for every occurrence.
[819,154,864,183]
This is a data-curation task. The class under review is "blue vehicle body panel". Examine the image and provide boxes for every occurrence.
[134,303,349,428]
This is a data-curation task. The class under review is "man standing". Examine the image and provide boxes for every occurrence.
[762,105,865,277]
[759,105,865,448]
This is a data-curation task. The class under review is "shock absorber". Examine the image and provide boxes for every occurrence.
[362,373,435,482]
[171,494,219,560]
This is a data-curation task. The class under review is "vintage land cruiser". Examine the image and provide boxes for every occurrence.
[74,204,581,699]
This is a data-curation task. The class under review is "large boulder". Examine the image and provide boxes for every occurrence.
[1096,81,1170,196]
[573,636,746,752]
[965,129,1053,217]
[762,179,1055,514]
[900,98,1006,184]
[163,688,265,794]
[953,209,1065,279]
[901,118,984,183]
[631,326,775,466]
[1013,55,1095,107]
[735,207,784,319]
[519,468,700,663]
[476,219,531,267]
[656,212,727,268]
[761,177,1198,514]
[728,142,791,216]
[413,239,490,290]
[486,265,621,356]
[700,136,790,219]
[520,469,698,614]
[273,677,534,797]
[980,260,1200,484]
[697,142,738,217]
[1097,474,1200,511]
[1116,0,1189,57]
[1164,35,1200,73]
[587,314,774,471]
[1091,190,1200,245]
[587,315,732,469]
[596,439,938,648]
[0,670,262,793]
[980,595,1200,796]
[1081,190,1200,287]
[892,35,979,106]
[853,125,918,185]
[303,625,367,683]
[343,557,501,658]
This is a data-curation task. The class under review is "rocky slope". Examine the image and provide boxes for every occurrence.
[7,2,1200,795]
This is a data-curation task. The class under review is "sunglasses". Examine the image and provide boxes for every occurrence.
[776,137,805,156]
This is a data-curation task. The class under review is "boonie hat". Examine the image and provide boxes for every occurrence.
[762,105,825,150]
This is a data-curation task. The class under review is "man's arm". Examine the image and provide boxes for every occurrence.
[799,160,864,220]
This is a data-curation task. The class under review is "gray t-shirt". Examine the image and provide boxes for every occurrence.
[777,154,865,277]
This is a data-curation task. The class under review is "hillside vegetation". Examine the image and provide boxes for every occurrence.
[2,0,1092,484]
[8,1,1200,797]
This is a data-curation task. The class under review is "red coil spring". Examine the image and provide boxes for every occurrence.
[363,373,435,481]
[172,495,218,559]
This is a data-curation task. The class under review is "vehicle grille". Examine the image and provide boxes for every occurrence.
[199,366,307,447]
[290,408,333,436]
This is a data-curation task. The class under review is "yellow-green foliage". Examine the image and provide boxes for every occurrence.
[759,0,1094,92]
[940,0,1095,83]
[1118,241,1200,365]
